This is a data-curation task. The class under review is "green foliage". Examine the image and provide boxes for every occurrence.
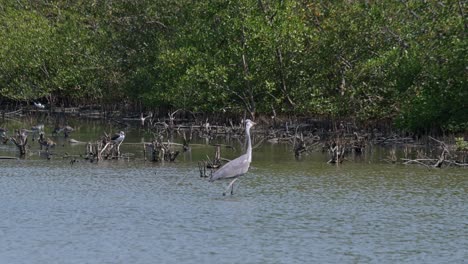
[0,0,465,133]
[455,137,468,151]
[0,8,55,100]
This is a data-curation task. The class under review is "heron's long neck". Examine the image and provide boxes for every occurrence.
[246,126,252,163]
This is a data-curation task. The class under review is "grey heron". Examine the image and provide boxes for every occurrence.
[209,119,256,195]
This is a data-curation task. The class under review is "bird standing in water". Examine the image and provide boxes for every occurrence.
[209,119,256,195]
[111,131,125,144]
[110,131,125,156]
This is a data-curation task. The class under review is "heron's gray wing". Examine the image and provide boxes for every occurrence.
[209,154,250,182]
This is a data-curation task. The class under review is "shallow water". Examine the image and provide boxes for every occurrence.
[0,117,466,263]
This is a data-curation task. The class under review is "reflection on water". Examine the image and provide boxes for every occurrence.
[0,117,467,263]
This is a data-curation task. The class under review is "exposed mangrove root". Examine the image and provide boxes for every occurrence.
[181,129,192,152]
[143,136,179,162]
[198,161,211,178]
[1,109,466,168]
[293,129,307,158]
[140,112,153,127]
[430,137,449,168]
[38,132,56,153]
[207,144,222,169]
[85,141,102,162]
[292,132,320,158]
[352,132,366,153]
[383,147,398,164]
[198,144,227,177]
[1,132,8,144]
[85,132,125,162]
[327,139,346,164]
[10,129,28,156]
[401,137,468,168]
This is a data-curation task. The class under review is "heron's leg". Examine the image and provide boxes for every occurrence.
[230,182,235,195]
[230,178,240,195]
[223,178,238,196]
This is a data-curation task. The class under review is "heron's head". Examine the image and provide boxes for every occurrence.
[245,119,256,129]
[120,131,125,136]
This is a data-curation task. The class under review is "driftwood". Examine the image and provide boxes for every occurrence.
[293,133,307,158]
[327,140,346,164]
[1,132,8,144]
[38,132,56,153]
[85,133,124,162]
[383,147,398,164]
[352,132,366,153]
[207,145,222,169]
[146,116,246,143]
[85,141,102,162]
[143,136,179,162]
[401,137,468,168]
[140,112,153,127]
[430,137,449,168]
[0,156,17,160]
[181,128,192,152]
[291,134,320,158]
[198,161,210,178]
[10,129,28,155]
[198,144,223,177]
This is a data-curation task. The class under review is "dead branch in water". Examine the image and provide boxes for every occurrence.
[198,144,233,177]
[143,135,179,162]
[10,129,28,156]
[401,137,468,168]
[327,139,346,164]
[85,133,126,162]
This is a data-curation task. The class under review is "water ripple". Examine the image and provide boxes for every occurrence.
[0,160,466,264]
